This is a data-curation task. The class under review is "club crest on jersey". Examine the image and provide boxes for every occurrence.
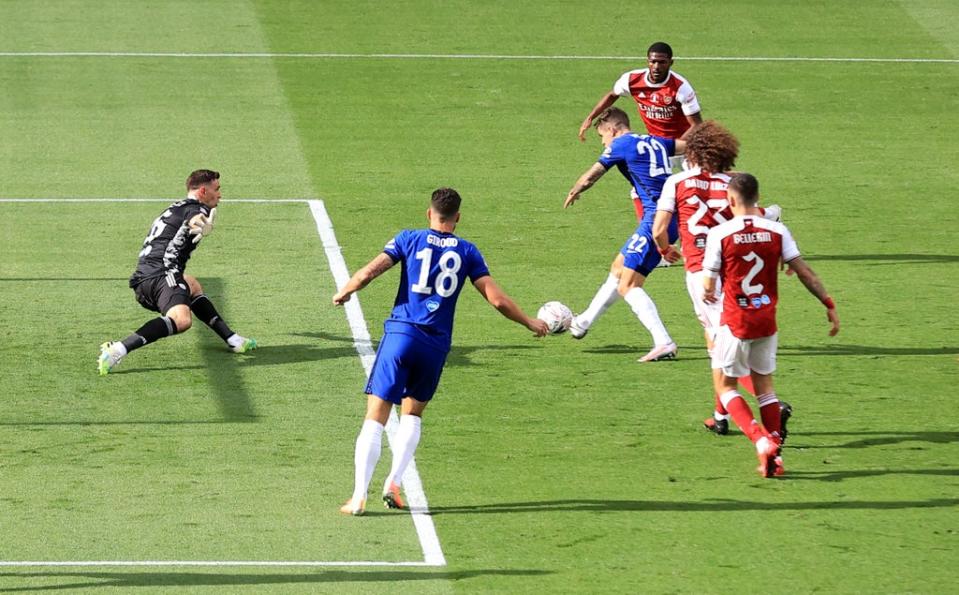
[426,301,440,313]
[662,94,673,105]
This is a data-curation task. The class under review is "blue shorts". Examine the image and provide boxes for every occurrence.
[619,217,680,277]
[620,222,661,276]
[366,331,447,405]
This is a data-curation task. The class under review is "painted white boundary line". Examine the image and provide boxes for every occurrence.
[0,561,435,567]
[308,200,447,567]
[0,197,445,569]
[0,51,955,63]
[0,198,307,203]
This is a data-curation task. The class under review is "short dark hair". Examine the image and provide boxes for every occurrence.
[594,106,630,130]
[647,42,673,58]
[728,173,760,206]
[431,187,462,219]
[186,169,220,191]
[685,121,739,173]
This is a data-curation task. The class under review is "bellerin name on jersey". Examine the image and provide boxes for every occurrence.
[427,235,459,248]
[733,231,773,244]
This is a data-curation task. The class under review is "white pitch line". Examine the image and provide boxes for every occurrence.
[0,51,955,63]
[308,200,447,568]
[0,561,435,567]
[0,198,308,203]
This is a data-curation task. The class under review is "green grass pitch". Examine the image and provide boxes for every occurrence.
[0,1,957,592]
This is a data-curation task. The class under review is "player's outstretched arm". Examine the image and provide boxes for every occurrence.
[333,253,395,306]
[578,92,619,142]
[564,163,608,209]
[472,276,548,337]
[680,112,704,140]
[786,257,840,336]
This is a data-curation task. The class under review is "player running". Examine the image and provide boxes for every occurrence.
[97,169,257,375]
[652,121,783,434]
[563,107,684,362]
[334,188,548,515]
[702,173,839,477]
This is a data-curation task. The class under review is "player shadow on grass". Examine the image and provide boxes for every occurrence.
[790,430,959,449]
[427,497,959,515]
[804,253,959,265]
[293,331,541,366]
[781,468,959,482]
[0,569,551,591]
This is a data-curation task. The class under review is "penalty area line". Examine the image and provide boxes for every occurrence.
[308,199,447,568]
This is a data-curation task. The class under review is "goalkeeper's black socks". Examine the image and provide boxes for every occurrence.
[190,294,235,342]
[121,316,176,353]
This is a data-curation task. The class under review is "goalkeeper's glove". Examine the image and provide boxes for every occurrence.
[188,208,216,244]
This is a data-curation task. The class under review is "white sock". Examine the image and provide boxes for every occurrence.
[384,415,422,492]
[576,274,621,329]
[351,419,384,503]
[226,334,244,349]
[112,342,128,357]
[623,287,672,346]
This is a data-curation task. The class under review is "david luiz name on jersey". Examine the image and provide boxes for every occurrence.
[685,178,727,192]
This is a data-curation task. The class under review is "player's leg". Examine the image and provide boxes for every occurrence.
[686,271,730,432]
[383,341,445,510]
[382,397,429,511]
[184,275,257,353]
[342,333,406,515]
[617,228,675,361]
[711,327,778,476]
[747,333,786,475]
[99,276,186,375]
[569,256,623,339]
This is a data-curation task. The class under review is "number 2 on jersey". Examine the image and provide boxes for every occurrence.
[741,251,765,295]
[411,247,462,298]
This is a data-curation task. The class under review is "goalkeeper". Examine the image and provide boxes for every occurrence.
[97,169,256,375]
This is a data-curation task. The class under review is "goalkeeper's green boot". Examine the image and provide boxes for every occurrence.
[230,336,258,353]
[97,341,125,376]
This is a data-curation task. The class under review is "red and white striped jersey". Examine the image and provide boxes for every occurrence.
[658,167,733,273]
[612,69,701,139]
[702,216,801,339]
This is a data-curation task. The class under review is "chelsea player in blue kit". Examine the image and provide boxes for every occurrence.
[563,107,686,362]
[333,188,548,515]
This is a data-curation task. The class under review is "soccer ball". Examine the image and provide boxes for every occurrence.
[537,301,573,334]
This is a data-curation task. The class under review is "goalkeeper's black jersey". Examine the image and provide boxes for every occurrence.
[129,198,210,287]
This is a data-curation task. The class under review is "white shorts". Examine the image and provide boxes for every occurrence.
[711,326,778,378]
[685,271,723,339]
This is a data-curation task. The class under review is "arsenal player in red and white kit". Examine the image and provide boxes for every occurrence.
[702,173,839,478]
[578,42,703,222]
[653,122,782,435]
[578,42,703,143]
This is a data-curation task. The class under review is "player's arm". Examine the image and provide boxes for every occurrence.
[785,257,840,336]
[472,275,549,337]
[332,253,396,306]
[651,210,680,263]
[564,163,608,208]
[679,112,703,140]
[578,91,619,142]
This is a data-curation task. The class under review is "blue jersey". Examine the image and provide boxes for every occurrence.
[598,133,676,223]
[382,228,490,352]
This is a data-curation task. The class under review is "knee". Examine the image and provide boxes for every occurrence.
[169,312,193,333]
[184,275,202,297]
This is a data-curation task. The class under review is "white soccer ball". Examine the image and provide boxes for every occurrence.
[537,301,573,334]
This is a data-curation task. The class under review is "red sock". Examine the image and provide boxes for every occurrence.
[714,393,728,416]
[721,391,764,442]
[738,375,756,395]
[757,393,781,438]
[633,199,645,222]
